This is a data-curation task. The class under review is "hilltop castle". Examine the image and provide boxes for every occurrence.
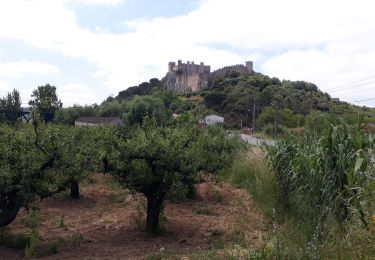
[164,60,253,92]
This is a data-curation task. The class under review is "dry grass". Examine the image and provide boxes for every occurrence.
[0,174,268,259]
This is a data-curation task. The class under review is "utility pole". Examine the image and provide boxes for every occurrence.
[252,97,256,131]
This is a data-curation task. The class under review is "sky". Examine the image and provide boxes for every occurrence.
[0,0,375,107]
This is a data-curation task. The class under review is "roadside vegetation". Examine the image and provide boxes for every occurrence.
[218,114,375,259]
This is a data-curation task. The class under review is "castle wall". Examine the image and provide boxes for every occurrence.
[165,60,253,92]
[210,63,253,79]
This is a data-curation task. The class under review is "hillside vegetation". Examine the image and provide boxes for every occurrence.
[55,71,375,131]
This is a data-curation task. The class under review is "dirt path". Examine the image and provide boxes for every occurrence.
[0,175,267,259]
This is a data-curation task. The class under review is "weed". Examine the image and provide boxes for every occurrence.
[0,230,31,249]
[107,191,127,204]
[71,233,84,245]
[58,215,66,229]
[22,209,41,229]
[48,237,65,255]
[213,190,224,204]
[192,205,218,216]
[24,229,39,260]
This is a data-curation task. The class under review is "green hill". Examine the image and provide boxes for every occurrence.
[56,70,375,130]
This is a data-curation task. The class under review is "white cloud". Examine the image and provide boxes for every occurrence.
[73,0,126,5]
[0,79,10,92]
[0,60,60,78]
[0,0,375,106]
[58,83,103,106]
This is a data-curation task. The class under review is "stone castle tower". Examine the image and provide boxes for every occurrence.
[165,60,211,92]
[164,60,253,92]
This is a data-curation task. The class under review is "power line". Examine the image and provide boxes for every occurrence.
[326,75,375,91]
[336,86,375,96]
[352,97,375,103]
[331,80,375,93]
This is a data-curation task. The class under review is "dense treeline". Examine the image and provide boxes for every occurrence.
[54,71,374,130]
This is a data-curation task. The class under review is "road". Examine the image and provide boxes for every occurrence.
[239,134,276,146]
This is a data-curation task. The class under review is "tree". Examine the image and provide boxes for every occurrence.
[124,96,170,126]
[55,105,98,125]
[0,123,57,227]
[0,115,100,227]
[0,89,22,124]
[50,125,101,199]
[108,119,242,234]
[29,84,62,122]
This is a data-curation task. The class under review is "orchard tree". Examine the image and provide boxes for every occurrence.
[29,84,62,122]
[31,120,101,199]
[0,124,54,227]
[57,126,101,198]
[108,119,242,234]
[0,116,99,227]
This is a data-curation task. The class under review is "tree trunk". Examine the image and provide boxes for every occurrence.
[0,205,21,227]
[146,195,163,235]
[70,179,80,199]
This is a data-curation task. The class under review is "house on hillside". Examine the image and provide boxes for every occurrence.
[199,114,224,125]
[75,116,123,127]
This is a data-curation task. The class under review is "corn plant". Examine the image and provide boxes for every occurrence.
[267,116,374,234]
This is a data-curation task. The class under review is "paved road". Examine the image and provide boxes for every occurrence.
[239,134,276,146]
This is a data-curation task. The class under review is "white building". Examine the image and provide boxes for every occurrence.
[200,114,224,125]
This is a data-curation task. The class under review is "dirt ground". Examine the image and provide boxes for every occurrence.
[0,175,267,259]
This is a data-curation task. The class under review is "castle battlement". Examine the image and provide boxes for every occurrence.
[164,60,253,93]
[168,60,211,75]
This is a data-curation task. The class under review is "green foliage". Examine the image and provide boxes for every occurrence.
[0,124,49,227]
[24,229,39,259]
[117,78,162,100]
[106,119,243,234]
[257,107,304,128]
[58,215,66,229]
[0,116,100,227]
[0,231,31,250]
[267,117,375,238]
[55,105,98,125]
[22,210,41,229]
[98,100,127,117]
[221,148,278,219]
[29,84,62,122]
[262,124,286,137]
[123,96,170,126]
[0,89,22,124]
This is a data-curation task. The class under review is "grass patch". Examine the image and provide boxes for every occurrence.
[213,190,224,204]
[58,215,66,229]
[0,230,31,250]
[192,205,218,216]
[220,148,279,219]
[71,233,84,245]
[22,210,42,229]
[107,191,128,204]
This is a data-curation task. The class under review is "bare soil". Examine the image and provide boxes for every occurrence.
[0,175,267,259]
